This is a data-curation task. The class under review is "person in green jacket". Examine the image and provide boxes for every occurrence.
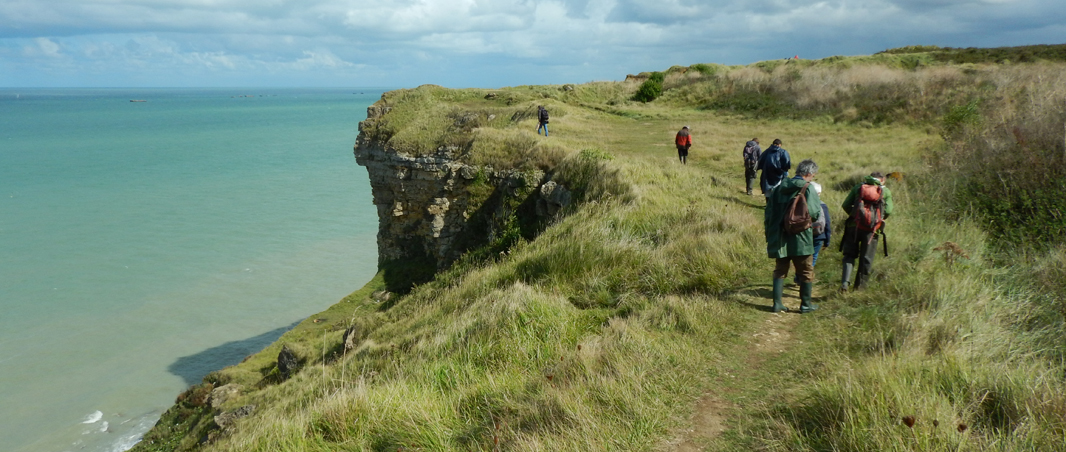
[839,172,894,291]
[764,159,822,313]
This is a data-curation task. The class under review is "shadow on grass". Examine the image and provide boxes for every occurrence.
[168,321,300,386]
[714,195,765,210]
[726,284,776,312]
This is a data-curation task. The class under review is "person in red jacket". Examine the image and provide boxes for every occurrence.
[675,126,692,164]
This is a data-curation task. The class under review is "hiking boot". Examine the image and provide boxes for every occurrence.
[771,278,788,313]
[854,273,868,290]
[799,282,818,313]
[840,262,854,292]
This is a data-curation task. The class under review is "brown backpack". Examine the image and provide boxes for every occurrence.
[783,182,812,235]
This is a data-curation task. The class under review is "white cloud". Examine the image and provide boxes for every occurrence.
[0,0,1062,87]
[27,37,62,57]
[291,49,354,69]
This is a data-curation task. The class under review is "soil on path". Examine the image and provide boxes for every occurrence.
[670,285,804,451]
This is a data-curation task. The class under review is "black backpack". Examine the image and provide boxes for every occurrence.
[743,143,758,166]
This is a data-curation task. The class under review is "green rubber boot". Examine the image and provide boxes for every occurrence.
[800,282,818,313]
[772,278,788,313]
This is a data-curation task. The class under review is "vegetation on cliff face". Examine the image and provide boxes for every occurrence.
[135,47,1066,451]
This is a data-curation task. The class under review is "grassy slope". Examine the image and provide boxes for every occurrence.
[136,54,1066,451]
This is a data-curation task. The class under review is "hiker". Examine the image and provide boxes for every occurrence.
[743,138,761,195]
[811,182,831,266]
[794,181,830,284]
[839,171,894,291]
[537,106,549,136]
[765,159,822,313]
[756,138,791,197]
[675,126,692,164]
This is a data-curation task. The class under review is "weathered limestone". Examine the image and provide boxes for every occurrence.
[354,101,568,269]
[208,384,243,409]
[214,405,255,430]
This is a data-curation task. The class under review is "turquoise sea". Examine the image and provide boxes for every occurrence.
[0,88,381,452]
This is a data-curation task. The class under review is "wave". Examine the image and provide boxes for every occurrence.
[82,410,103,424]
[107,415,158,452]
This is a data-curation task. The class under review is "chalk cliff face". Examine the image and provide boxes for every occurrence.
[354,102,568,270]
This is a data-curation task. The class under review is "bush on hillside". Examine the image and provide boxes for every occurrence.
[690,63,717,76]
[633,72,664,102]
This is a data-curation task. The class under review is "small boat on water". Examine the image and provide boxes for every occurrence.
[130,99,147,102]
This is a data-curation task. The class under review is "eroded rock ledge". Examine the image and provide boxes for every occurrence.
[354,103,569,272]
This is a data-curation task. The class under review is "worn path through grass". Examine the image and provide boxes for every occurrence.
[543,105,931,450]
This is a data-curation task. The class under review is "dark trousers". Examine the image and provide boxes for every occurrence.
[745,165,757,193]
[773,255,814,282]
[842,226,879,287]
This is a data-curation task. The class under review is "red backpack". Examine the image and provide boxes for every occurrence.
[853,184,884,233]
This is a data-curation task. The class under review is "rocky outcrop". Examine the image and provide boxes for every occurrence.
[354,101,569,270]
[277,346,299,381]
[208,384,243,409]
[214,405,255,430]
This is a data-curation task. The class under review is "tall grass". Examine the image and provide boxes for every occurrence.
[929,64,1066,246]
[134,50,1066,452]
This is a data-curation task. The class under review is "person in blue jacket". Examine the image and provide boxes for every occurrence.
[811,182,831,266]
[756,138,791,198]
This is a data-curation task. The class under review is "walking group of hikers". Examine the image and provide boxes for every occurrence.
[734,134,895,313]
[673,127,893,312]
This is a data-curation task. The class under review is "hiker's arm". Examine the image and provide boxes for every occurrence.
[808,186,821,221]
[841,186,856,215]
[882,186,894,219]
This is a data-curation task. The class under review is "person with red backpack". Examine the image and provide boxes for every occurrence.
[839,172,894,291]
[764,159,822,313]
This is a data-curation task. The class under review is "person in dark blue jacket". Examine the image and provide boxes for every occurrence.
[537,106,549,136]
[756,138,791,198]
[811,182,831,266]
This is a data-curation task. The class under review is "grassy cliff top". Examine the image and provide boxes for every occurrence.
[135,48,1066,451]
[359,44,1066,172]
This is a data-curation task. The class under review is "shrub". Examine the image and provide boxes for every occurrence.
[941,99,981,136]
[633,72,664,103]
[690,63,717,76]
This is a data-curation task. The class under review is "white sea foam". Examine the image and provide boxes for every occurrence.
[100,421,110,433]
[82,410,103,424]
[108,415,157,452]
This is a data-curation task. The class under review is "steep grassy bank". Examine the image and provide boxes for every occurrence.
[134,49,1066,451]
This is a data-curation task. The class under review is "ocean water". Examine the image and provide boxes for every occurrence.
[0,88,382,452]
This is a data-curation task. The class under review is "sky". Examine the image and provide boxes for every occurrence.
[1,0,1064,88]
